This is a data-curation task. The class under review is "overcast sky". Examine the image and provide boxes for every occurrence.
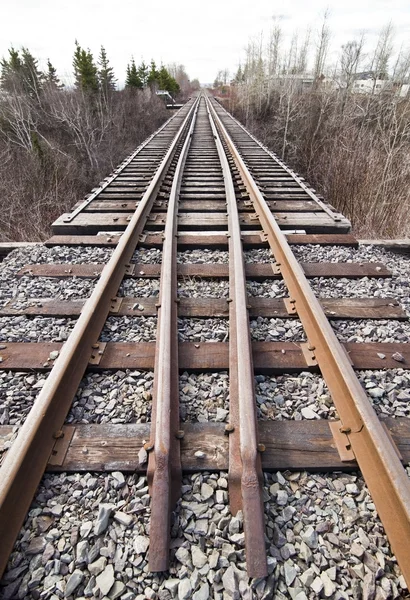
[1,0,410,85]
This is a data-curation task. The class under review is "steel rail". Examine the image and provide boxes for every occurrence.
[147,97,200,572]
[212,99,342,222]
[0,99,197,579]
[208,96,410,586]
[63,107,185,223]
[206,96,267,578]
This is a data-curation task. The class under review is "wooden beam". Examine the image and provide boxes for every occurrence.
[0,341,407,371]
[17,261,391,279]
[2,418,408,473]
[45,233,359,248]
[0,296,405,320]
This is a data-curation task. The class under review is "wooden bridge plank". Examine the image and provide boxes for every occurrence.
[83,199,322,213]
[45,233,359,248]
[52,212,350,235]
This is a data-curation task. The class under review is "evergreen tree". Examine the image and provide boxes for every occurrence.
[234,64,244,83]
[73,41,99,93]
[1,46,43,97]
[21,48,43,95]
[157,65,179,94]
[137,60,149,87]
[44,58,63,88]
[98,46,116,95]
[125,58,143,88]
[147,59,159,86]
[1,47,21,90]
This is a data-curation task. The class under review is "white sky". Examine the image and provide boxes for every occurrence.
[1,0,410,85]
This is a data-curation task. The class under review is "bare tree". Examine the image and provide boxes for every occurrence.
[340,35,365,90]
[371,21,394,81]
[313,9,331,80]
[297,29,311,74]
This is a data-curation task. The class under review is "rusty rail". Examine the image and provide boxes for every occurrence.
[206,97,267,578]
[208,95,410,586]
[147,98,200,571]
[0,98,198,579]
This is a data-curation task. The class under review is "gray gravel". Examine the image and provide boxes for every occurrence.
[246,280,288,298]
[178,279,229,298]
[178,318,228,342]
[262,469,409,599]
[0,317,75,343]
[100,317,157,343]
[177,250,229,264]
[180,372,229,423]
[293,245,410,316]
[132,248,162,264]
[250,317,306,342]
[1,468,408,600]
[67,370,154,425]
[0,245,107,304]
[331,319,410,343]
[255,373,334,421]
[118,279,160,298]
[255,369,410,421]
[356,369,410,419]
[1,238,410,597]
[2,367,408,435]
[0,371,47,429]
[244,249,275,264]
[1,245,113,267]
[0,276,97,304]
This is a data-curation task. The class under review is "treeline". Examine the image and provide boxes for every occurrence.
[1,42,191,96]
[0,43,199,241]
[216,18,410,237]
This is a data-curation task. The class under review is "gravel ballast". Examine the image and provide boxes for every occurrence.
[178,318,228,343]
[1,240,410,598]
[0,317,76,343]
[177,250,229,264]
[1,469,408,600]
[100,317,157,343]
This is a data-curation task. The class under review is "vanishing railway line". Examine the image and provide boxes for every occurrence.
[0,93,409,597]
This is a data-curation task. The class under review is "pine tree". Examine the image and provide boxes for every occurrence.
[98,46,116,95]
[73,41,99,93]
[137,60,149,87]
[0,46,43,97]
[147,60,159,86]
[157,65,179,94]
[125,58,143,88]
[45,58,63,88]
[21,48,43,95]
[0,47,21,90]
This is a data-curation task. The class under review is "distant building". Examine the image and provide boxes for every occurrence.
[352,77,389,94]
[351,72,409,96]
[267,73,337,93]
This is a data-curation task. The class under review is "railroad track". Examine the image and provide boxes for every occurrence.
[0,92,409,597]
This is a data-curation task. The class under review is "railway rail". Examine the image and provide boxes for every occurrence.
[0,92,409,597]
